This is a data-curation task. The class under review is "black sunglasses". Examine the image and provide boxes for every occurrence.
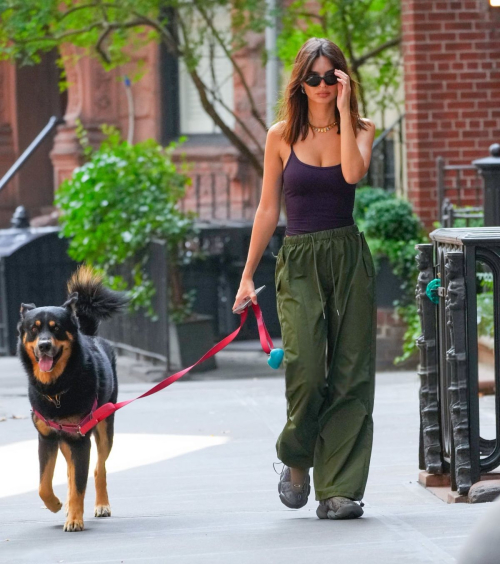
[304,71,338,87]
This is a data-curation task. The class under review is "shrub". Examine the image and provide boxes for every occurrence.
[55,123,199,320]
[364,198,423,242]
[353,186,393,222]
[358,192,428,365]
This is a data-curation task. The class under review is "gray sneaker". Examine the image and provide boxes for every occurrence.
[278,466,311,509]
[316,496,364,520]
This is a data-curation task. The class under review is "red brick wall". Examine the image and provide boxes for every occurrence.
[402,0,500,228]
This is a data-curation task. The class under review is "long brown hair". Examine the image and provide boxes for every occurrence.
[275,37,368,144]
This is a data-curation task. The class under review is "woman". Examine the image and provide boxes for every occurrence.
[232,37,377,520]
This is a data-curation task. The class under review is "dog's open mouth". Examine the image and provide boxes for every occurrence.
[36,349,63,372]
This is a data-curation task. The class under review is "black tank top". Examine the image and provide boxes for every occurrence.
[282,145,356,236]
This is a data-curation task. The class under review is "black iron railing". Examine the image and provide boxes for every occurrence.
[181,171,261,221]
[436,156,483,228]
[0,116,64,196]
[416,227,500,496]
[365,113,405,191]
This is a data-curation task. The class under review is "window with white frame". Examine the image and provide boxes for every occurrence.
[178,11,235,135]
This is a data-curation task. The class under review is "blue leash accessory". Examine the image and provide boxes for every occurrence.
[268,348,284,370]
[426,278,441,304]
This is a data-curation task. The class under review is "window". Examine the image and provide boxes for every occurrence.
[161,9,235,140]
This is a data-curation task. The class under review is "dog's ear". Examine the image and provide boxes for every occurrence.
[61,292,78,316]
[20,303,36,319]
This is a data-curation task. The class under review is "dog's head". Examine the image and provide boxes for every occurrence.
[17,293,79,382]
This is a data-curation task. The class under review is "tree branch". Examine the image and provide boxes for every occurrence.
[195,3,267,131]
[353,36,401,68]
[205,46,265,157]
[95,23,113,64]
[177,15,263,175]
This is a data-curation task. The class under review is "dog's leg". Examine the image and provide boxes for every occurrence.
[59,437,91,532]
[38,434,62,513]
[93,417,113,517]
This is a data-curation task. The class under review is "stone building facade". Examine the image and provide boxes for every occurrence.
[0,30,267,227]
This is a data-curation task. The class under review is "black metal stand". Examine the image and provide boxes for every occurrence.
[416,227,500,497]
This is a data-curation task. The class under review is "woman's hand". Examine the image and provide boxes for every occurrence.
[232,278,258,314]
[335,69,351,115]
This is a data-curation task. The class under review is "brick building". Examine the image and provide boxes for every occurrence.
[401,0,500,228]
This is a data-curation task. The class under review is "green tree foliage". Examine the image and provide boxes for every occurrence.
[354,188,428,364]
[276,0,402,119]
[55,122,198,320]
[0,0,270,174]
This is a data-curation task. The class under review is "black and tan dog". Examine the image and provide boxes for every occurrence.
[17,265,128,532]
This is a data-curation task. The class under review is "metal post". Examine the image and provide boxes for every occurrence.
[445,251,472,494]
[415,243,444,474]
[472,143,500,227]
[10,206,30,228]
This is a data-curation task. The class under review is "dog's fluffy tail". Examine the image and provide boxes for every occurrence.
[67,265,129,336]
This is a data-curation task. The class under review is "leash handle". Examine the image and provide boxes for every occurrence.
[80,304,273,435]
[252,302,274,354]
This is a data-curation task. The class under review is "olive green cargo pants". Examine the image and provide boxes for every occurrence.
[274,223,377,501]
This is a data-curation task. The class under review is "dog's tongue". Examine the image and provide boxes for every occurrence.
[39,355,54,372]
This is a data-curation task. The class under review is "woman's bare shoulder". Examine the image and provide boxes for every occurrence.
[358,117,376,129]
[268,120,287,138]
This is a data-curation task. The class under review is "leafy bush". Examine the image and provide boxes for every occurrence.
[477,291,494,339]
[55,122,199,321]
[364,198,423,242]
[476,269,494,339]
[357,190,428,364]
[353,186,393,222]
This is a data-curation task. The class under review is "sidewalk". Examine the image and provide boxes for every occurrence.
[0,353,494,564]
[114,339,286,383]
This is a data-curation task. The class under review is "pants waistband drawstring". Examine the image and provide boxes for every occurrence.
[309,235,340,319]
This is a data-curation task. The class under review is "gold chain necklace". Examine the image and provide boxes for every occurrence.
[308,120,338,133]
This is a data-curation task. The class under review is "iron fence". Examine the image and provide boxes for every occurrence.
[181,171,261,221]
[416,227,500,496]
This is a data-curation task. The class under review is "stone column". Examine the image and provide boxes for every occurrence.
[50,46,120,187]
[0,61,18,225]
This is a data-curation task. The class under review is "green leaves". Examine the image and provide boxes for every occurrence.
[353,186,393,222]
[55,122,196,318]
[355,187,429,365]
[275,0,402,117]
[364,198,424,243]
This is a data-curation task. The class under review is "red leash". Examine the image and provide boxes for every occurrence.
[33,303,276,437]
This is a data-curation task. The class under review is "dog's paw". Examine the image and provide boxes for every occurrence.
[94,504,111,517]
[45,496,63,513]
[63,518,84,532]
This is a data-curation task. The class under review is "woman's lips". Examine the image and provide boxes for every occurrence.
[317,93,330,97]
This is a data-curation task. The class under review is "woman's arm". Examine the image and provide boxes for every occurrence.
[232,123,285,311]
[339,115,376,185]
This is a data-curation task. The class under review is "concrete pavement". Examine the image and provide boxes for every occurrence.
[0,350,494,564]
